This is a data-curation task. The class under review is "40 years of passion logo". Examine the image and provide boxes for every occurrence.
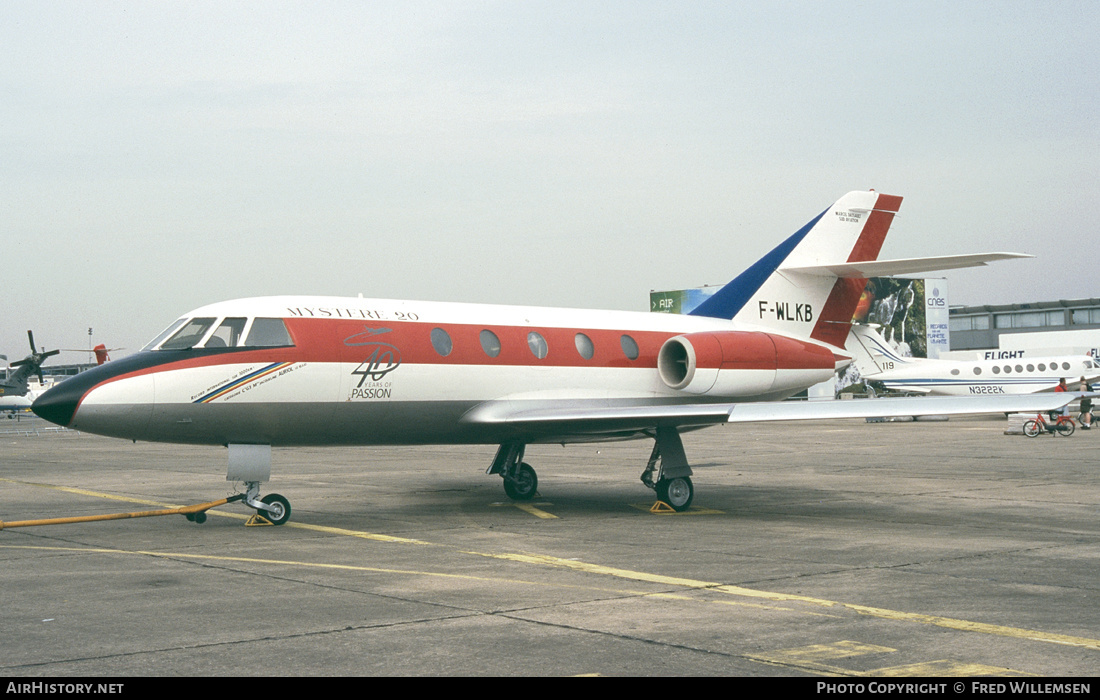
[344,327,400,400]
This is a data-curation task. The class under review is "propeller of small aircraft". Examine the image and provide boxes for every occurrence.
[10,331,61,383]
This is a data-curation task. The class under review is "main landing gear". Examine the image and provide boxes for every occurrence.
[489,426,696,512]
[639,426,694,512]
[488,443,538,501]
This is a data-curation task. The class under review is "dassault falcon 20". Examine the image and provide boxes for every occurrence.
[32,190,1070,524]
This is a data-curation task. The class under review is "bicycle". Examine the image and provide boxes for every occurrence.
[1023,412,1076,437]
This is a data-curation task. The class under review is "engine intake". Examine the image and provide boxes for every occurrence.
[657,331,835,397]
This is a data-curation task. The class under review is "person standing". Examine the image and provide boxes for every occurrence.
[1055,378,1070,417]
[1080,377,1092,429]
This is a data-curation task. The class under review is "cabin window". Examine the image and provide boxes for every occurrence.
[1062,362,1071,371]
[479,330,501,358]
[1015,365,1023,373]
[1039,363,1047,371]
[159,318,217,350]
[973,367,982,375]
[574,333,595,360]
[430,328,453,357]
[206,318,247,348]
[620,334,639,361]
[244,318,293,347]
[527,331,548,359]
[1027,364,1035,372]
[992,366,1001,374]
[950,369,960,376]
[1003,365,1012,374]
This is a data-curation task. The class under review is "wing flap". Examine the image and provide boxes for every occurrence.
[461,402,732,434]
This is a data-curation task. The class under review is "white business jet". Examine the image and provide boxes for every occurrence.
[32,191,1069,523]
[846,324,1100,396]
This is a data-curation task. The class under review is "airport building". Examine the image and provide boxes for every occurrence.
[949,298,1100,356]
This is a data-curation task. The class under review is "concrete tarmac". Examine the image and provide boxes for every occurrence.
[1,414,1098,677]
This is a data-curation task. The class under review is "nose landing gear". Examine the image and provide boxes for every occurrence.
[228,444,291,525]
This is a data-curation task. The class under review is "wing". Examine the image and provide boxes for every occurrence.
[461,393,1073,439]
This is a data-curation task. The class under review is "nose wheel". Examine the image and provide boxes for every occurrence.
[257,493,291,525]
[242,481,292,525]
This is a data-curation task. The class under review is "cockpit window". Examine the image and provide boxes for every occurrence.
[244,318,293,347]
[159,318,217,350]
[146,317,293,350]
[142,318,189,351]
[205,317,247,348]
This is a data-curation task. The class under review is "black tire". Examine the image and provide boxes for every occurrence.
[503,463,538,501]
[1023,420,1041,438]
[259,493,291,525]
[656,476,694,512]
[1057,420,1075,437]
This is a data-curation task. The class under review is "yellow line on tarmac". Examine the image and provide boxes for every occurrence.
[7,477,1100,651]
[467,551,1100,651]
[512,503,558,519]
[0,477,174,509]
[284,521,434,545]
[0,544,728,604]
[1,477,434,544]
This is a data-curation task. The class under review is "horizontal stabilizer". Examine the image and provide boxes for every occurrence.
[781,252,1031,279]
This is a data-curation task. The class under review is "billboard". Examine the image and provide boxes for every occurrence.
[852,277,948,360]
[649,287,719,315]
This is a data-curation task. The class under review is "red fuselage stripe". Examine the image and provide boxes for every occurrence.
[83,319,835,393]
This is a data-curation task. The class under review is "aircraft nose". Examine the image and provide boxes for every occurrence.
[32,382,83,427]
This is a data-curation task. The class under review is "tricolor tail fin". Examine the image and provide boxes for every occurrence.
[690,190,903,348]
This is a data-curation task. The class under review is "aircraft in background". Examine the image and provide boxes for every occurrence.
[2,334,120,415]
[60,344,122,366]
[32,190,1070,523]
[846,324,1100,396]
[0,390,34,415]
[2,331,60,414]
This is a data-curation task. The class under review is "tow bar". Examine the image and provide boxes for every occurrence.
[0,494,247,530]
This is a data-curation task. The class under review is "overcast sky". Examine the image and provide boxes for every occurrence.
[3,1,1098,364]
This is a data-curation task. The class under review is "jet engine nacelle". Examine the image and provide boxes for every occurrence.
[657,331,837,397]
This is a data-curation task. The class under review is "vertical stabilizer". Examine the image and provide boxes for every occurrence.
[845,324,915,377]
[690,190,902,348]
